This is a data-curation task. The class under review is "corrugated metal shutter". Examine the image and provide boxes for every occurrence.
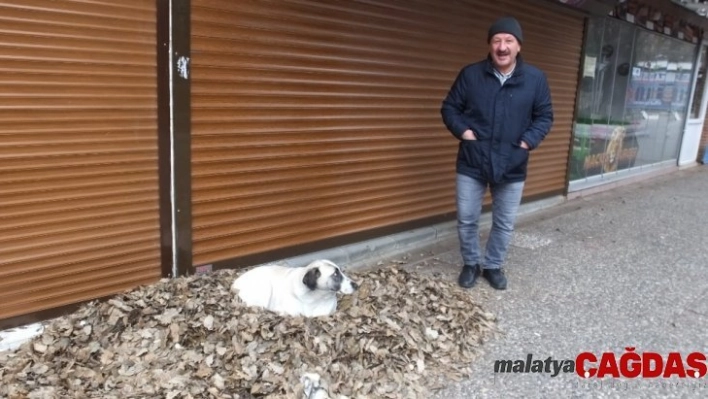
[0,1,161,322]
[191,0,584,267]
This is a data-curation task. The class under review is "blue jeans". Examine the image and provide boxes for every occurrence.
[456,173,524,270]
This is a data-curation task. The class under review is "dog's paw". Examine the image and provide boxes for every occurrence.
[300,372,330,399]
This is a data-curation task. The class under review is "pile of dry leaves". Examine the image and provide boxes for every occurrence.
[0,265,497,399]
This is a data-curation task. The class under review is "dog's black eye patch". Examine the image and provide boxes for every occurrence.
[303,267,320,290]
[332,268,343,283]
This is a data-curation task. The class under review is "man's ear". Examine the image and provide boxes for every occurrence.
[303,268,320,290]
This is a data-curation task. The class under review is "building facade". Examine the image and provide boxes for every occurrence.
[0,0,705,328]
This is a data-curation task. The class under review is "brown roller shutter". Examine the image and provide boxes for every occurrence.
[0,1,161,323]
[191,0,584,267]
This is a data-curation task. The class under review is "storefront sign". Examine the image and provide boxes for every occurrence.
[558,0,705,43]
[611,0,704,44]
[571,124,641,179]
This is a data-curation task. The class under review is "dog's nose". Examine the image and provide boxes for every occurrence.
[351,281,359,290]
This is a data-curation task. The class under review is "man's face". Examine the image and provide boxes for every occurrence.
[489,33,520,71]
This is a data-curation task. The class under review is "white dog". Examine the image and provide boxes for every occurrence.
[230,259,358,317]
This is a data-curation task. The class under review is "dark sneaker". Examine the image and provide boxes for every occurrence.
[458,264,481,288]
[482,268,507,290]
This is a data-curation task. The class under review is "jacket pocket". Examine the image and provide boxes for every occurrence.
[461,139,484,170]
[506,144,529,174]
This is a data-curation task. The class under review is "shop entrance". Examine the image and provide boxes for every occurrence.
[679,43,708,166]
[569,17,699,191]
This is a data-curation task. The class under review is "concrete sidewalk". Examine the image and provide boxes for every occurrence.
[387,167,708,399]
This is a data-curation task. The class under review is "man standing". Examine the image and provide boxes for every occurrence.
[440,16,553,290]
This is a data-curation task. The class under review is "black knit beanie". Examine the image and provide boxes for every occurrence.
[488,16,523,44]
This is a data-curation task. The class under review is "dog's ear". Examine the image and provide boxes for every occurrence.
[303,267,320,290]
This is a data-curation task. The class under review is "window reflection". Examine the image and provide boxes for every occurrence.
[570,17,698,184]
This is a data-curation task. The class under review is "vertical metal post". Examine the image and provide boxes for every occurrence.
[157,0,192,278]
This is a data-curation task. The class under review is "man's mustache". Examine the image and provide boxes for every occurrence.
[496,51,510,56]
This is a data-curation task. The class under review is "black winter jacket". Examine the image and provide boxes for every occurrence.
[441,55,553,185]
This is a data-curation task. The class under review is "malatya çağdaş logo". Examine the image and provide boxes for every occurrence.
[494,348,707,379]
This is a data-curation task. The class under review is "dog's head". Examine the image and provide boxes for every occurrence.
[302,259,358,294]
